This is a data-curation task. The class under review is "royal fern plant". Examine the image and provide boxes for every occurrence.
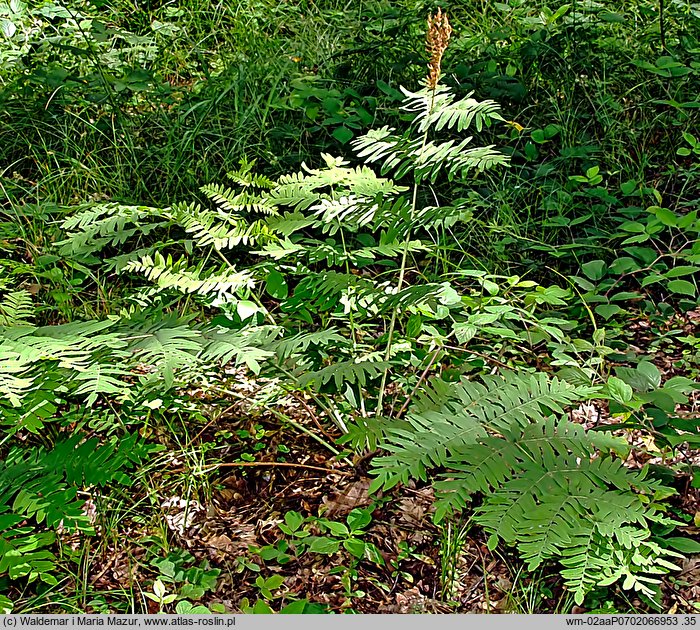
[56,10,511,425]
[370,370,682,605]
[50,9,689,608]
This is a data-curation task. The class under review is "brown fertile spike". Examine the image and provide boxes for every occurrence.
[426,8,452,89]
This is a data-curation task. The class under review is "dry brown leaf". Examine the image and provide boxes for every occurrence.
[321,479,371,517]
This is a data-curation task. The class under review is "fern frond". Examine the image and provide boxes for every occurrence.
[171,201,274,249]
[200,184,278,216]
[310,195,378,228]
[0,433,153,585]
[297,360,391,391]
[271,160,405,212]
[58,203,168,256]
[0,290,34,326]
[270,328,345,360]
[371,372,594,491]
[226,159,275,189]
[281,272,377,315]
[401,85,504,133]
[353,130,508,182]
[199,325,279,375]
[0,347,36,407]
[124,317,204,387]
[419,413,678,605]
[123,252,254,302]
[265,211,316,237]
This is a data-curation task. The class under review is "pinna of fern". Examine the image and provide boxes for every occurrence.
[367,370,683,606]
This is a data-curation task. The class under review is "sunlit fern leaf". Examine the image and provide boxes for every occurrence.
[200,184,278,216]
[337,415,406,452]
[353,131,508,183]
[401,85,504,133]
[72,363,133,406]
[309,195,378,227]
[170,201,274,249]
[272,162,405,212]
[265,211,317,236]
[106,245,164,273]
[58,203,169,256]
[123,252,254,302]
[0,320,131,412]
[253,237,306,261]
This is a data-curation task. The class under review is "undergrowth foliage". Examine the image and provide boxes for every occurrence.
[1,6,698,614]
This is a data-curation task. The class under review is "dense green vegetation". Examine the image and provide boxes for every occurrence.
[1,0,699,615]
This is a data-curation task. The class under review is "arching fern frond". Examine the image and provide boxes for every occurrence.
[170,201,274,249]
[0,432,153,586]
[200,184,278,216]
[401,85,504,133]
[123,252,254,302]
[0,290,34,326]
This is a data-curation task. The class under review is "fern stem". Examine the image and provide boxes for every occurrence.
[338,221,367,418]
[376,88,437,416]
[210,385,349,461]
[276,364,348,433]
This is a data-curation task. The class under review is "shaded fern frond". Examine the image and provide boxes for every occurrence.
[0,290,34,326]
[270,328,345,361]
[371,372,595,491]
[123,316,205,387]
[199,325,279,375]
[430,416,679,604]
[0,432,153,585]
[297,360,391,391]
